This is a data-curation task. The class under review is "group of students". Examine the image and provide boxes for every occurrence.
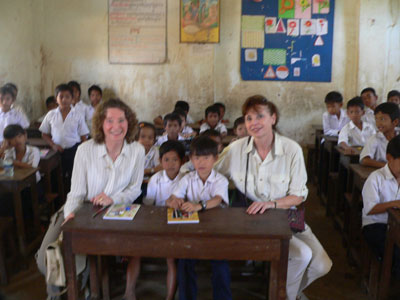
[322,87,400,279]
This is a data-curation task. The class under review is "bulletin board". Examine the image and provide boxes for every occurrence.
[240,0,335,82]
[108,0,167,64]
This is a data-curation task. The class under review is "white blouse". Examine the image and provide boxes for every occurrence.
[0,108,29,142]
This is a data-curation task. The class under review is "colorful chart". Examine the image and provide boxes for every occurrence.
[241,0,334,82]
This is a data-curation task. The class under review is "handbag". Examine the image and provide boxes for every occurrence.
[236,136,305,233]
[45,232,66,287]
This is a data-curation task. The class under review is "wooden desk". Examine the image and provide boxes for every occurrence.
[222,135,235,146]
[39,149,65,205]
[320,135,338,206]
[27,138,49,148]
[314,128,324,193]
[379,208,400,299]
[0,168,40,257]
[63,204,292,300]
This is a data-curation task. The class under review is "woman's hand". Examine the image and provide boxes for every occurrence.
[91,193,114,206]
[166,195,184,209]
[61,212,75,226]
[181,202,201,213]
[246,201,274,215]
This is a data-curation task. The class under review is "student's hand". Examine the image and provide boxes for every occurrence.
[0,140,10,151]
[62,213,75,226]
[246,201,274,215]
[91,193,114,206]
[181,202,201,213]
[52,143,64,153]
[166,195,184,209]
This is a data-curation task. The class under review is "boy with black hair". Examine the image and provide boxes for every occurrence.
[68,80,91,127]
[361,87,379,127]
[201,129,224,153]
[387,90,400,105]
[155,113,184,146]
[175,100,194,124]
[360,102,400,168]
[322,91,349,136]
[214,102,229,124]
[0,85,29,142]
[173,108,196,139]
[338,97,376,154]
[199,105,227,137]
[87,85,103,131]
[231,116,247,143]
[362,135,400,277]
[167,135,231,300]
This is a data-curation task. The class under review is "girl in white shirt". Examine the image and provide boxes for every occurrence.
[215,95,332,300]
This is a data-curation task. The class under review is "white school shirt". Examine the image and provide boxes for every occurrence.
[362,164,400,227]
[180,160,195,175]
[155,134,185,147]
[74,100,91,124]
[215,133,308,203]
[359,132,390,163]
[322,109,350,136]
[39,107,89,149]
[186,114,194,124]
[86,105,96,132]
[0,108,29,142]
[144,146,160,169]
[144,170,183,207]
[182,125,194,135]
[362,107,376,129]
[199,122,227,135]
[338,121,376,147]
[4,145,41,182]
[172,169,229,205]
[63,139,145,217]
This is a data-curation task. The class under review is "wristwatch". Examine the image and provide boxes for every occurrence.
[201,201,207,211]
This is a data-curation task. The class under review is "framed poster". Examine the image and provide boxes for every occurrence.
[240,0,335,82]
[180,0,220,43]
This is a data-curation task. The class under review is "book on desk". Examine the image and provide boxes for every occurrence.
[167,208,199,224]
[103,204,140,220]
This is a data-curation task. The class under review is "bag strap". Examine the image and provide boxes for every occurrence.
[244,136,251,206]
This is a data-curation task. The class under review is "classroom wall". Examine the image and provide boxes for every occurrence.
[1,0,399,143]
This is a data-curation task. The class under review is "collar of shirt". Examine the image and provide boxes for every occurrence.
[244,133,284,160]
[376,131,388,141]
[96,140,129,159]
[160,170,181,183]
[382,164,395,181]
[194,168,217,185]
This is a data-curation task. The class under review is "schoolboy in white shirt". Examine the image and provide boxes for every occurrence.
[174,108,196,139]
[361,87,378,128]
[338,97,376,154]
[199,105,228,137]
[322,91,349,136]
[360,102,399,168]
[167,136,232,300]
[0,85,29,143]
[362,135,400,276]
[155,113,185,146]
[39,84,89,190]
[68,81,91,128]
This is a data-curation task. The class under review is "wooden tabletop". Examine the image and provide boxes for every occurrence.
[349,164,377,181]
[311,124,323,130]
[0,167,38,182]
[335,145,361,156]
[322,135,339,143]
[27,138,49,148]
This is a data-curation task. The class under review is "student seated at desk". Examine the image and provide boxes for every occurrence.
[0,85,29,143]
[167,136,232,300]
[199,104,227,137]
[37,96,58,124]
[174,108,196,139]
[39,84,89,190]
[141,141,186,300]
[338,97,376,154]
[388,90,400,106]
[68,81,91,127]
[154,100,195,127]
[361,87,379,128]
[230,116,247,143]
[155,113,185,146]
[322,91,349,136]
[214,102,230,124]
[362,135,400,277]
[360,102,399,168]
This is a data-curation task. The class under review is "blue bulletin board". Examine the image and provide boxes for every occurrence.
[241,0,335,82]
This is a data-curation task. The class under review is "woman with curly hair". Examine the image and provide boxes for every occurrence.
[36,98,145,299]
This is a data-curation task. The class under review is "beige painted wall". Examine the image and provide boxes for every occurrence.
[1,0,399,143]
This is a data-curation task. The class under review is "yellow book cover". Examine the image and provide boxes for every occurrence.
[167,208,199,224]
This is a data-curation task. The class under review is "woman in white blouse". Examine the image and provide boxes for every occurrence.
[215,95,332,300]
[36,98,145,300]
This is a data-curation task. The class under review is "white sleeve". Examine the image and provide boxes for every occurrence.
[362,173,380,215]
[199,123,208,133]
[212,174,229,204]
[322,113,338,136]
[19,111,30,128]
[143,174,157,206]
[172,174,189,199]
[219,123,228,134]
[77,114,89,136]
[214,144,233,179]
[338,125,349,145]
[288,144,309,200]
[39,113,51,134]
[153,147,160,166]
[27,147,40,168]
[360,135,376,162]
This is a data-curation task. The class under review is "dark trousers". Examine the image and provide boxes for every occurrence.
[178,259,232,300]
[363,223,400,275]
[61,143,79,193]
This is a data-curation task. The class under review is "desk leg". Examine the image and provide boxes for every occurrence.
[56,164,65,204]
[12,187,27,257]
[63,232,79,300]
[30,176,40,232]
[378,224,395,300]
[89,255,100,299]
[269,239,289,300]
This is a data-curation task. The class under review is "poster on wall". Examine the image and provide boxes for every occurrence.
[241,0,334,82]
[108,0,167,64]
[180,0,220,43]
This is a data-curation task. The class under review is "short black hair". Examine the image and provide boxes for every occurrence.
[205,105,220,118]
[3,124,25,139]
[0,85,16,100]
[190,135,218,157]
[201,129,221,140]
[45,96,56,108]
[174,100,189,113]
[234,116,245,129]
[159,140,186,160]
[387,135,400,158]
[4,82,17,96]
[214,102,226,111]
[173,108,187,120]
[374,102,400,121]
[137,122,156,139]
[324,91,343,104]
[163,113,182,127]
[88,85,102,97]
[55,84,73,98]
[347,97,364,110]
[388,90,400,100]
[67,81,81,95]
[361,87,376,96]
